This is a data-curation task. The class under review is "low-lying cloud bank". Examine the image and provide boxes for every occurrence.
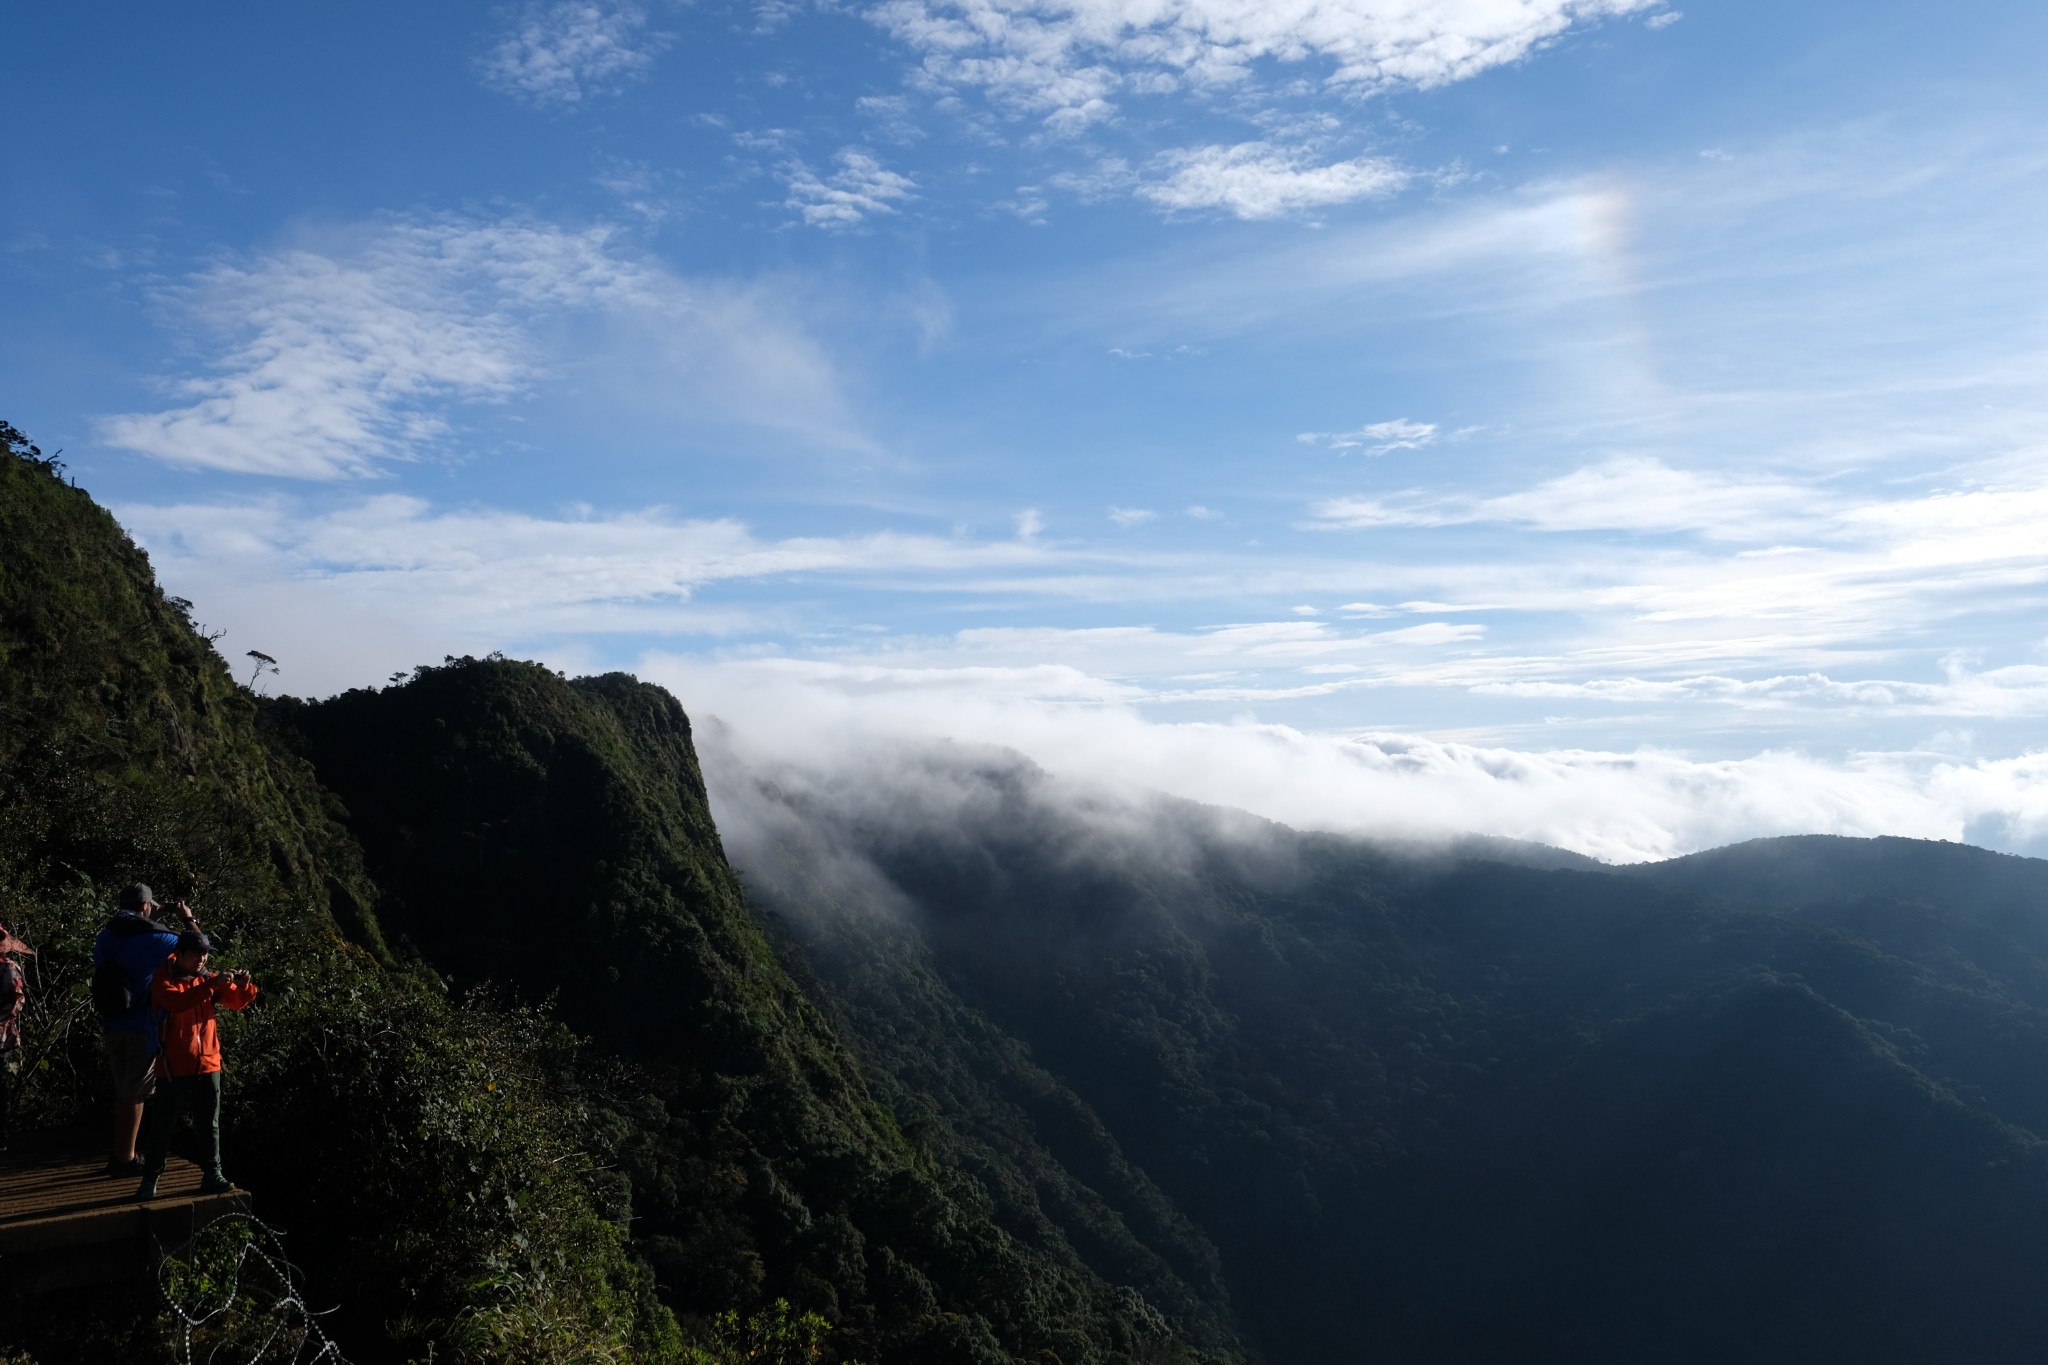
[646,655,2048,863]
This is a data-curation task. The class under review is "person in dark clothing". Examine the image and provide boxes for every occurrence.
[0,922,32,1154]
[136,930,257,1200]
[92,883,198,1174]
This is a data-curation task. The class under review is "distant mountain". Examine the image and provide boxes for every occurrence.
[1631,833,2048,955]
[708,738,2048,1364]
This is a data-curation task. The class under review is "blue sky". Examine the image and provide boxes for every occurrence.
[8,0,2048,858]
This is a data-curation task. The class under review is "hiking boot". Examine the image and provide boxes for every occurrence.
[134,1174,159,1201]
[105,1156,144,1177]
[198,1174,233,1195]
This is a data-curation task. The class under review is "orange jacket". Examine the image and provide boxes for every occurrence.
[149,955,259,1078]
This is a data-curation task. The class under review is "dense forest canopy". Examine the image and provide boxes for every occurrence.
[707,734,2048,1363]
[6,421,2048,1363]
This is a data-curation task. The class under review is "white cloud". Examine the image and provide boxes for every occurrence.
[1474,665,2048,718]
[1396,599,1497,612]
[97,217,863,478]
[784,149,918,229]
[1645,9,1682,29]
[1465,457,1815,534]
[477,1,667,109]
[733,127,798,152]
[1298,417,1438,454]
[754,0,802,34]
[593,158,688,222]
[1138,143,1410,219]
[1108,505,1157,526]
[115,493,1119,691]
[1523,480,2048,636]
[1048,157,1138,202]
[1376,621,1485,646]
[655,654,2048,862]
[855,94,929,142]
[1015,507,1047,538]
[999,190,1054,223]
[869,0,1655,125]
[99,221,636,479]
[1308,457,1814,536]
[832,618,1493,695]
[1185,504,1221,519]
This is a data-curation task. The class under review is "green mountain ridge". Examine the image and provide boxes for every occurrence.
[273,658,1227,1364]
[0,428,677,1362]
[707,737,2048,1362]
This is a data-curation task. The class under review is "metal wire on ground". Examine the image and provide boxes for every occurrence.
[154,1212,350,1365]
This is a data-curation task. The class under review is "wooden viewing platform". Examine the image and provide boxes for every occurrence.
[0,1139,250,1291]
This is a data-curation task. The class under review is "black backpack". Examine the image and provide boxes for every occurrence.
[92,915,169,1019]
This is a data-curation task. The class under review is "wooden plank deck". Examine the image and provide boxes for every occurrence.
[0,1143,250,1290]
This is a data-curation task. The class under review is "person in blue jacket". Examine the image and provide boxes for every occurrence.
[91,884,199,1175]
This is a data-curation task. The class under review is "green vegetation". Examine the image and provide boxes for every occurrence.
[717,743,2048,1363]
[680,1300,859,1365]
[275,659,1237,1364]
[0,426,672,1362]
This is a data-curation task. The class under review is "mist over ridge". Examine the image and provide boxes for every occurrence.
[690,690,2048,1364]
[652,654,2048,865]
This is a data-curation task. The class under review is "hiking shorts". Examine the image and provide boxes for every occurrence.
[103,1029,157,1103]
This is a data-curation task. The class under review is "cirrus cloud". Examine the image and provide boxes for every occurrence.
[97,215,866,479]
[1308,457,1815,536]
[1298,417,1438,454]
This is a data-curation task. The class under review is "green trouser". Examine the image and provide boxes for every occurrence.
[140,1071,223,1182]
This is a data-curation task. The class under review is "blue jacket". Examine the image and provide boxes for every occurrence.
[92,912,180,1047]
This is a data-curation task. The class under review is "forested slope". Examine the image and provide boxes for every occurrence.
[1,423,1229,1363]
[0,426,676,1362]
[710,739,2048,1364]
[275,662,1241,1365]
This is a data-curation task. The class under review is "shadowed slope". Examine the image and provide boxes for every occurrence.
[282,661,1244,1365]
[711,741,2048,1364]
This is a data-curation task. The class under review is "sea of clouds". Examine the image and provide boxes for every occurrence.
[646,655,2048,864]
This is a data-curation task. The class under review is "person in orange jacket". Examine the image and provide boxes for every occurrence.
[136,930,257,1200]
